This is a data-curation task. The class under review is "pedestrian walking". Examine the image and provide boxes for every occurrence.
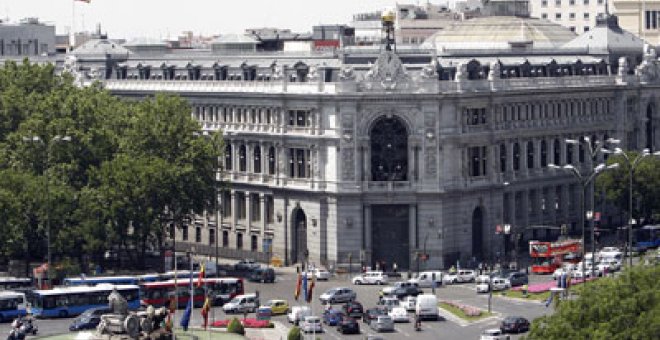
[393,262,398,274]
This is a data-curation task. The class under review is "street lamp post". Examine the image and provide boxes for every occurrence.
[23,135,71,286]
[549,137,619,277]
[602,147,660,266]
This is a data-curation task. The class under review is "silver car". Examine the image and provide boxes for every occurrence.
[370,315,395,332]
[319,287,356,304]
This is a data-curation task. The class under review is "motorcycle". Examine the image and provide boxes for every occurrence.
[19,318,38,336]
[6,318,37,340]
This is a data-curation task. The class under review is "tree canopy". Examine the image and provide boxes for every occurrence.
[0,59,223,273]
[526,265,660,339]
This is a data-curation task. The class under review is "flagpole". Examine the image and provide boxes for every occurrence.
[70,0,75,51]
[189,253,194,329]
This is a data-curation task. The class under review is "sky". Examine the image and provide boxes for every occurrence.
[1,0,418,40]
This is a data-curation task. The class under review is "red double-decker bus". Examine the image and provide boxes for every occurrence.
[529,239,582,274]
[140,277,244,308]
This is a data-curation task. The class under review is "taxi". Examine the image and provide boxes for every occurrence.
[263,299,289,315]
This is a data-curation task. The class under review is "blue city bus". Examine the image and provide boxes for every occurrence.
[0,277,32,290]
[0,291,28,323]
[64,274,160,286]
[29,284,140,318]
[634,225,660,251]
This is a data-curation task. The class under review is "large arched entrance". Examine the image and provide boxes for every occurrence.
[370,116,409,181]
[291,208,307,265]
[371,205,410,270]
[472,207,484,262]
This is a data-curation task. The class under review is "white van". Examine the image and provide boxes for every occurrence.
[415,294,438,320]
[222,293,259,313]
[408,271,443,288]
[287,305,311,325]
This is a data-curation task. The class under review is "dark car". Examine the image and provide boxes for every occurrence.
[337,316,360,334]
[362,307,387,325]
[342,301,364,318]
[69,307,111,331]
[322,309,343,326]
[234,259,260,271]
[504,272,529,287]
[389,285,423,299]
[501,316,530,333]
[248,267,276,283]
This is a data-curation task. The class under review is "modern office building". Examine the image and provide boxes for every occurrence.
[5,10,657,271]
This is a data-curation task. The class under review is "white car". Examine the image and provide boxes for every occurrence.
[475,274,490,284]
[378,296,400,312]
[443,269,477,284]
[480,328,510,340]
[402,295,417,311]
[476,278,510,293]
[388,306,410,322]
[287,306,311,325]
[305,268,331,281]
[552,264,577,280]
[352,271,388,285]
[300,316,323,333]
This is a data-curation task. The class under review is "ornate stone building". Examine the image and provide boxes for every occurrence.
[18,14,659,271]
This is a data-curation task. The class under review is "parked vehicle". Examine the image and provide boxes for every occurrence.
[500,316,530,333]
[300,316,323,333]
[552,264,577,280]
[287,306,311,325]
[352,271,388,285]
[0,291,28,323]
[480,328,510,340]
[30,285,140,318]
[319,288,356,304]
[341,301,364,318]
[370,315,395,332]
[408,271,443,288]
[261,299,288,315]
[381,281,416,295]
[476,278,510,293]
[337,316,360,334]
[415,294,439,320]
[362,307,387,325]
[221,293,259,314]
[248,268,275,283]
[322,309,343,326]
[388,306,409,322]
[68,307,110,331]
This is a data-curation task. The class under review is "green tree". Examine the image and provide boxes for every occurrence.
[527,265,660,339]
[596,153,660,223]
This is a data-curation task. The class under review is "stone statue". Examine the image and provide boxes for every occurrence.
[455,62,468,82]
[95,289,171,340]
[338,65,356,81]
[618,57,629,77]
[421,59,438,79]
[488,61,501,81]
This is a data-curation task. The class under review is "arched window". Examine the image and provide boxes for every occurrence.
[268,147,276,175]
[239,145,247,172]
[500,143,507,172]
[513,142,521,171]
[370,116,409,181]
[225,143,233,171]
[540,140,548,167]
[553,139,561,165]
[253,146,261,173]
[527,141,535,169]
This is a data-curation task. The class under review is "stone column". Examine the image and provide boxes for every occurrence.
[260,194,267,233]
[231,191,238,229]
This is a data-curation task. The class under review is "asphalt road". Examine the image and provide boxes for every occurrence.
[0,271,556,340]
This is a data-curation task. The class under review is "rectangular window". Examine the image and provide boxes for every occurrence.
[251,235,258,252]
[222,191,232,217]
[542,13,548,19]
[465,108,487,126]
[653,11,658,29]
[468,146,487,177]
[556,13,562,20]
[236,192,246,219]
[569,0,575,5]
[584,26,590,32]
[222,230,229,247]
[209,228,216,246]
[647,11,652,30]
[250,193,261,222]
[195,226,201,243]
[287,110,311,127]
[541,0,548,6]
[569,26,576,32]
[555,0,561,5]
[583,0,589,4]
[569,13,575,20]
[288,148,311,178]
[182,226,189,241]
[265,195,275,223]
[584,13,589,20]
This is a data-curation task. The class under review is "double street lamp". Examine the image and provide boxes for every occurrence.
[22,135,72,285]
[548,137,619,277]
[601,147,660,266]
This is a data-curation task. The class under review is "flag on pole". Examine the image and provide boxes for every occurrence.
[306,274,315,303]
[302,273,308,303]
[294,273,302,300]
[180,300,192,331]
[200,296,211,329]
[197,263,206,288]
